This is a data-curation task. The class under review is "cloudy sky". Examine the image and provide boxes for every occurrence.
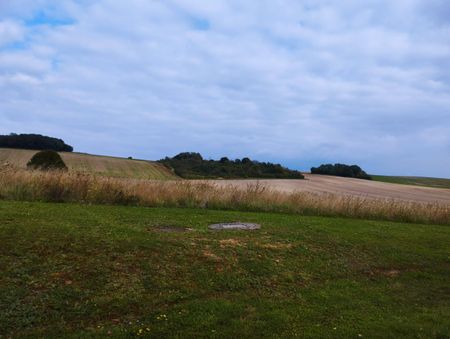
[1,0,449,177]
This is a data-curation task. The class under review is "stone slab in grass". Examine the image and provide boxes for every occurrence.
[208,222,261,230]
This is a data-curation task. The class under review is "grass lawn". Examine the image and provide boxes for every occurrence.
[372,175,450,189]
[0,201,449,338]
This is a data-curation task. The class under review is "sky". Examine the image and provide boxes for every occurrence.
[1,0,449,177]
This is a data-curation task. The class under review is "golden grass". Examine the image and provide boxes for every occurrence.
[0,165,448,225]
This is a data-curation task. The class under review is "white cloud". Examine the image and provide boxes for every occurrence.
[0,0,449,176]
[0,20,25,46]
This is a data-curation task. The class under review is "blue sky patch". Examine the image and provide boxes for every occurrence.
[25,10,75,27]
[190,17,210,31]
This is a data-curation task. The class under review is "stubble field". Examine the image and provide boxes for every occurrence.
[206,174,450,204]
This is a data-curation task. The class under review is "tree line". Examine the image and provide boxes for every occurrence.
[0,133,73,152]
[159,152,305,179]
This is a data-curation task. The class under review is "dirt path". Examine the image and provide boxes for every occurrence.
[206,174,450,204]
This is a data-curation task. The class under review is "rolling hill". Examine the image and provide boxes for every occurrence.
[0,148,177,180]
[372,175,450,189]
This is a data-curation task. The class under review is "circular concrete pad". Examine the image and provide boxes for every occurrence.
[208,222,261,230]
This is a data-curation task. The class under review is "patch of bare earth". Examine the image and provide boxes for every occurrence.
[202,250,221,262]
[219,239,244,248]
[366,268,401,278]
[148,226,193,233]
[258,242,293,250]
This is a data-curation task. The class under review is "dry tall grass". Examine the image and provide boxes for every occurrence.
[0,166,448,225]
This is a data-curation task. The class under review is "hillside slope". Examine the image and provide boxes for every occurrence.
[0,148,177,180]
[372,175,450,189]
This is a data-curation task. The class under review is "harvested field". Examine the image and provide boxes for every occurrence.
[0,148,177,180]
[206,174,450,204]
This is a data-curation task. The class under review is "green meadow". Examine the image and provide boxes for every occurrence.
[1,201,449,338]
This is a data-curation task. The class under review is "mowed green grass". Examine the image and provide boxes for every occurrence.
[372,175,450,189]
[0,148,177,180]
[0,201,449,338]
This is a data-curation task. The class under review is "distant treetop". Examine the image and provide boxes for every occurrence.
[0,133,73,152]
[311,163,371,180]
[173,152,203,162]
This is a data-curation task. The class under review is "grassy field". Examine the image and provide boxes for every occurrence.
[1,200,449,338]
[1,167,449,225]
[372,175,450,189]
[0,148,177,180]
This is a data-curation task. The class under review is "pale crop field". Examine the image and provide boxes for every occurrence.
[203,174,450,204]
[0,148,177,180]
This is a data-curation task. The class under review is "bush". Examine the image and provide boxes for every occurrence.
[27,150,68,171]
